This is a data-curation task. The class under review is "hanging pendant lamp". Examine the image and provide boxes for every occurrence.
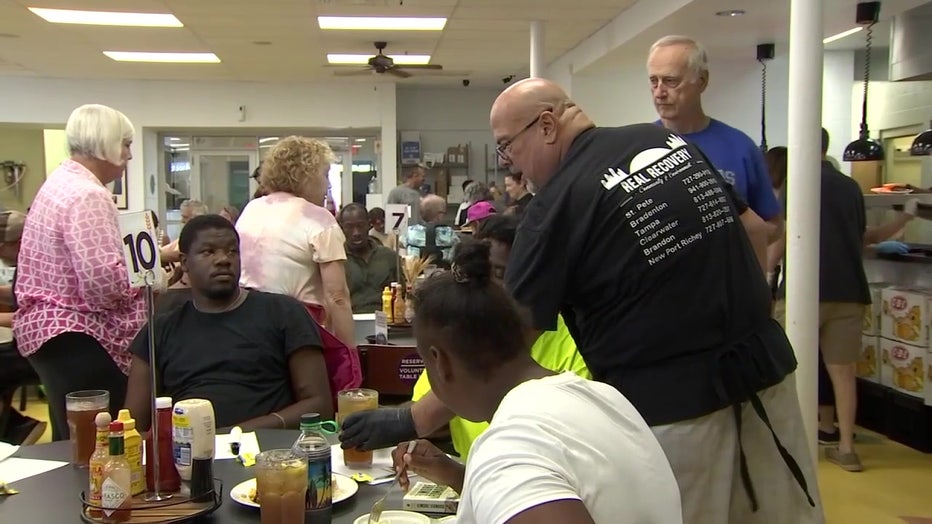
[844,1,884,162]
[910,120,932,156]
[757,43,775,153]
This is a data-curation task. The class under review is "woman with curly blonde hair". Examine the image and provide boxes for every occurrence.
[236,136,355,345]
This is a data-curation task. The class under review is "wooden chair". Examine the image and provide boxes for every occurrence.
[357,344,424,401]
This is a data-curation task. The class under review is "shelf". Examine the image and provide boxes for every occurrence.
[426,163,468,169]
[863,193,932,208]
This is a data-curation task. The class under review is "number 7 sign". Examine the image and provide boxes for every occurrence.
[385,204,409,234]
[117,211,164,288]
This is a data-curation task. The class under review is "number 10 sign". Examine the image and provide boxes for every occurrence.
[117,211,163,288]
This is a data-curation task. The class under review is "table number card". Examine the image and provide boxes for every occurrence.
[374,311,389,345]
[385,204,409,235]
[117,211,163,288]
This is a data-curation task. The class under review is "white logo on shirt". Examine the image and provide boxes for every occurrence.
[601,135,692,193]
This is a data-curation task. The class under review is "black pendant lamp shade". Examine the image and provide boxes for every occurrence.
[844,1,884,162]
[911,121,932,156]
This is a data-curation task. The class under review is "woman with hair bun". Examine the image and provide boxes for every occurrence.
[389,239,683,524]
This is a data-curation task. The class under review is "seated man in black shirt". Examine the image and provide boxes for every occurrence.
[491,79,820,522]
[124,215,333,430]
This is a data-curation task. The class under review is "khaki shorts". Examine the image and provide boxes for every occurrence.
[774,301,863,364]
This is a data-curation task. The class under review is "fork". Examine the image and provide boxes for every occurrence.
[369,440,417,524]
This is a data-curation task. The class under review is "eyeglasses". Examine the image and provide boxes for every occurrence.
[496,111,548,159]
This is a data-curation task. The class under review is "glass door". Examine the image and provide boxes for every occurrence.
[190,151,259,216]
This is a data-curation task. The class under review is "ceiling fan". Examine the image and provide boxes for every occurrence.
[332,41,442,78]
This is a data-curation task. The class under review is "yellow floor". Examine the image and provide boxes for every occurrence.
[13,390,932,523]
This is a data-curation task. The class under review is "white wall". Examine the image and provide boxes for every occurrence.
[858,79,932,137]
[396,86,505,196]
[823,51,855,174]
[0,76,397,212]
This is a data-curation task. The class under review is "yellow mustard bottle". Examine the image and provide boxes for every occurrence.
[382,286,394,323]
[117,409,145,496]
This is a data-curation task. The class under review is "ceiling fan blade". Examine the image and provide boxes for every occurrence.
[398,64,443,70]
[332,68,374,77]
[387,67,412,78]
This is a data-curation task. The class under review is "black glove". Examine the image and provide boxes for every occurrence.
[338,407,417,451]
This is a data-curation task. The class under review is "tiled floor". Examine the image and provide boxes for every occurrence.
[13,390,932,523]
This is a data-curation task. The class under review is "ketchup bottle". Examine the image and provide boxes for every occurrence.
[145,396,181,492]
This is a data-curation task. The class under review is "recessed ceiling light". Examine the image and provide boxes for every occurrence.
[327,53,431,65]
[103,52,220,63]
[28,7,183,27]
[823,27,863,44]
[318,16,446,31]
[715,9,746,17]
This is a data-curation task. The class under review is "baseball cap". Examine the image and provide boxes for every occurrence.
[0,211,26,243]
[466,201,496,225]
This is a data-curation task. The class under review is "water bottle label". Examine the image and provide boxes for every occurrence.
[306,456,332,510]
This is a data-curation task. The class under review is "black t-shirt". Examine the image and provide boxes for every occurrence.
[817,161,871,304]
[506,125,796,426]
[130,290,323,428]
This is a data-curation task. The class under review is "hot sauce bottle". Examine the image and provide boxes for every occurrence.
[88,412,112,518]
[101,421,132,523]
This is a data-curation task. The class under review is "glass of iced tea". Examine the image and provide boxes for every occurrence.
[337,388,379,467]
[256,449,307,524]
[65,390,109,468]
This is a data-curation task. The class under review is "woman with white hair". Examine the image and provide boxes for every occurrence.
[14,104,146,441]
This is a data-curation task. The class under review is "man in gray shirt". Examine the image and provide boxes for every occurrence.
[387,164,426,225]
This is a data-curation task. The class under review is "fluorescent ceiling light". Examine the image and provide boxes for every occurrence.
[355,138,366,142]
[171,143,189,147]
[327,53,431,65]
[29,7,182,27]
[104,51,220,63]
[823,27,863,44]
[259,137,279,143]
[318,16,446,31]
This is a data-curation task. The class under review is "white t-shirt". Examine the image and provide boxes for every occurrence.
[457,373,682,524]
[236,192,346,305]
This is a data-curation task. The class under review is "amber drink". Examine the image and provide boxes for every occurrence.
[256,450,307,524]
[66,390,109,468]
[337,389,379,467]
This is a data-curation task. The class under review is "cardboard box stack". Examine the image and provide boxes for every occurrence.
[879,287,929,400]
[857,284,884,382]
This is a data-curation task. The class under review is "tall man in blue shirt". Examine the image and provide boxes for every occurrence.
[648,35,784,261]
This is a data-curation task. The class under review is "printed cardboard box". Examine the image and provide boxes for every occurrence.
[880,287,931,348]
[880,338,925,399]
[927,351,932,407]
[862,284,886,335]
[857,336,881,383]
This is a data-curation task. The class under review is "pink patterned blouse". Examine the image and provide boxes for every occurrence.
[14,159,146,375]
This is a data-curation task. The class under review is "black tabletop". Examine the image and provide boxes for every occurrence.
[0,429,413,523]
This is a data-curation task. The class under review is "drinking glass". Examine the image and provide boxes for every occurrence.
[65,390,109,468]
[337,389,379,467]
[256,449,307,524]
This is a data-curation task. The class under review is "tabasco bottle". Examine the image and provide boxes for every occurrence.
[88,412,112,518]
[101,420,132,523]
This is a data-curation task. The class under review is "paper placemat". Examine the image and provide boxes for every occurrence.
[0,457,68,484]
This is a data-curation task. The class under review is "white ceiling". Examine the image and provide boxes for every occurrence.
[579,0,930,74]
[0,0,638,86]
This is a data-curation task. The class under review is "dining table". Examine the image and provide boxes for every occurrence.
[0,428,451,523]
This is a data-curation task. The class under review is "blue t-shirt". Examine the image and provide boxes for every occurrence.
[656,119,780,221]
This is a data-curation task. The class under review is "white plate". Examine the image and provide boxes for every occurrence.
[436,517,457,523]
[230,473,358,508]
[353,510,432,524]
